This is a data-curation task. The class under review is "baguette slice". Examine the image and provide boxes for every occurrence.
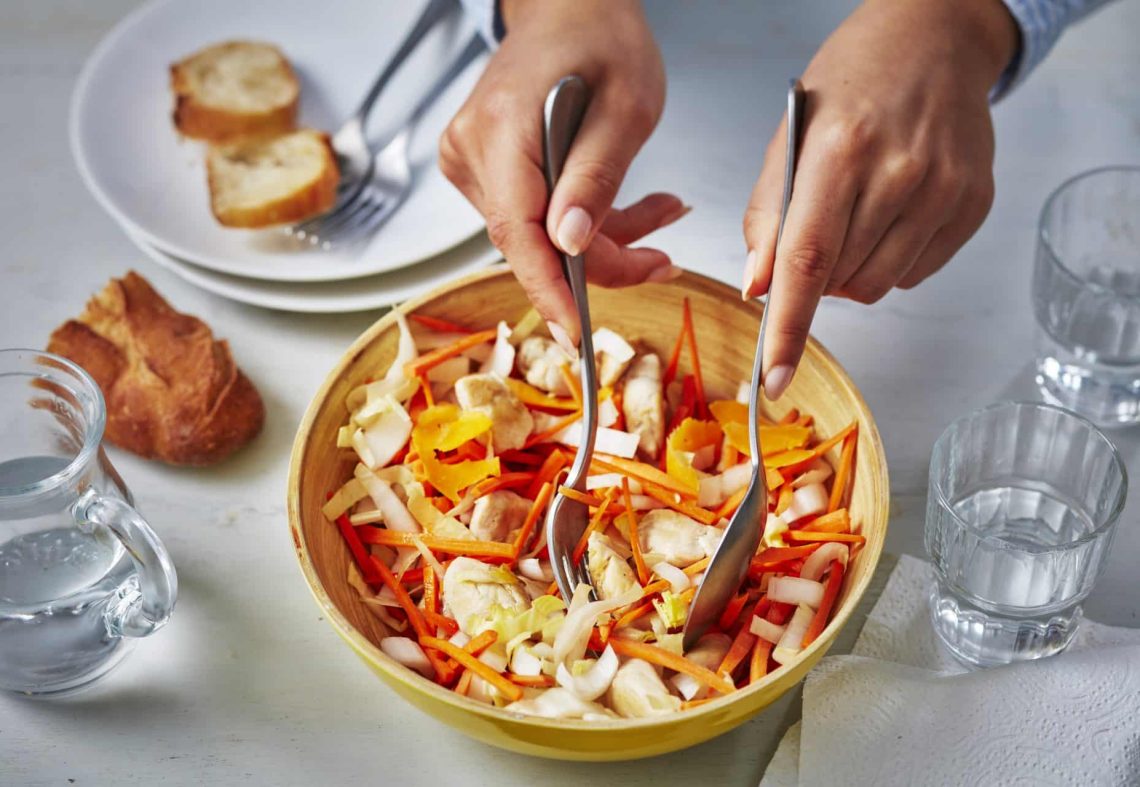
[171,40,299,141]
[206,129,339,228]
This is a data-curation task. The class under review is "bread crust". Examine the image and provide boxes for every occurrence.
[47,272,265,466]
[170,40,299,142]
[206,131,339,228]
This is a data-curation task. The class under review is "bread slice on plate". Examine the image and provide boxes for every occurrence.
[206,129,339,228]
[171,40,299,141]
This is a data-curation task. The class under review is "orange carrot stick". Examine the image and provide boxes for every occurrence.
[781,422,858,475]
[557,486,605,508]
[609,638,735,695]
[828,432,857,513]
[624,477,651,585]
[641,482,720,526]
[591,455,697,499]
[717,623,756,680]
[471,472,537,500]
[681,298,707,418]
[513,481,554,558]
[663,314,687,388]
[749,637,773,684]
[797,508,851,534]
[423,609,459,637]
[715,486,749,521]
[454,670,473,696]
[560,363,582,407]
[409,314,472,334]
[775,485,794,517]
[422,565,439,615]
[464,630,499,657]
[784,530,866,545]
[359,529,517,560]
[802,560,845,647]
[373,558,454,683]
[404,328,498,378]
[571,488,616,564]
[683,557,711,576]
[507,674,556,688]
[751,544,821,569]
[418,373,434,407]
[527,450,568,499]
[614,600,654,630]
[419,637,523,702]
[524,409,583,449]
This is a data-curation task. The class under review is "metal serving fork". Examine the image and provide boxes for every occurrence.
[294,33,486,249]
[540,76,602,601]
[290,0,455,243]
[683,79,805,649]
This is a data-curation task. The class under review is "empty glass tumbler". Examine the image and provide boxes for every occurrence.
[1033,166,1140,427]
[925,401,1125,668]
[0,350,177,695]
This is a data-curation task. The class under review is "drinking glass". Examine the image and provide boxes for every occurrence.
[925,401,1125,668]
[0,349,177,695]
[1033,166,1140,428]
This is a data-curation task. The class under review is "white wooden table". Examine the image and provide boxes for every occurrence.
[2,2,1138,784]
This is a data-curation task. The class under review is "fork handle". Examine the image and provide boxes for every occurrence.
[353,0,456,123]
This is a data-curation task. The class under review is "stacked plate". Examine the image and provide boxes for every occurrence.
[70,0,500,313]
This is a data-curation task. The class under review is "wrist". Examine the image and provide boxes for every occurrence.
[952,0,1021,83]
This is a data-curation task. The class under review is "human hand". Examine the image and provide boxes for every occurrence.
[440,0,684,352]
[741,0,1019,399]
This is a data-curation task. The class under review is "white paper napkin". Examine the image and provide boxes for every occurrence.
[760,555,1140,787]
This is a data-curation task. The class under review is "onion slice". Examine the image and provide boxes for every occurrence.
[749,616,787,645]
[380,637,434,678]
[783,483,828,523]
[518,558,554,582]
[652,562,691,594]
[480,321,516,379]
[801,542,849,582]
[555,645,620,701]
[767,576,825,608]
[772,604,815,665]
[698,463,752,508]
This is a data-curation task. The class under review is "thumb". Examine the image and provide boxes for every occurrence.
[545,97,657,256]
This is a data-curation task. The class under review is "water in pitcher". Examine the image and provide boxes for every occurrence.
[0,456,134,693]
[929,483,1097,667]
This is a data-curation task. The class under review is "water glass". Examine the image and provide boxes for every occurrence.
[0,350,178,695]
[925,401,1125,668]
[1033,166,1140,428]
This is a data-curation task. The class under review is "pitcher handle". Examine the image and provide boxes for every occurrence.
[74,489,178,638]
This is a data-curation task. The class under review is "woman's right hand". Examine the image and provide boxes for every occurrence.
[440,0,685,352]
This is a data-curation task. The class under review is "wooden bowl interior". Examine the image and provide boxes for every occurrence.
[291,267,887,724]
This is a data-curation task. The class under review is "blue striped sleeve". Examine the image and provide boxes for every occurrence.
[994,0,1120,99]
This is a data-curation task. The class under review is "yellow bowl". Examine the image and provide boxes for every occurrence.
[287,266,889,761]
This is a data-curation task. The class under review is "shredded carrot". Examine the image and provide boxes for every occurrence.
[418,374,434,407]
[557,486,605,508]
[718,592,750,631]
[663,314,687,387]
[524,409,582,449]
[559,363,582,407]
[752,544,821,571]
[637,578,673,599]
[767,466,785,490]
[527,450,568,499]
[373,559,454,683]
[454,670,473,696]
[624,478,651,585]
[715,486,749,520]
[614,600,654,629]
[784,531,866,545]
[404,328,498,378]
[780,422,858,475]
[683,557,711,576]
[504,379,579,412]
[775,485,794,517]
[749,637,773,684]
[828,431,857,513]
[591,455,697,499]
[464,630,499,657]
[422,565,439,614]
[611,389,625,431]
[571,488,616,564]
[423,609,459,637]
[802,560,846,647]
[610,638,735,695]
[641,482,719,526]
[419,637,522,702]
[508,674,556,688]
[470,471,536,500]
[359,529,517,560]
[681,298,707,418]
[409,314,472,334]
[797,508,851,534]
[717,622,757,679]
[513,481,554,558]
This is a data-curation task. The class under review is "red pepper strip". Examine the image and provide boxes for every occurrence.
[399,568,424,586]
[334,512,382,585]
[802,560,845,647]
[718,592,750,631]
[498,449,547,468]
[717,599,761,679]
[766,601,795,626]
[409,313,472,333]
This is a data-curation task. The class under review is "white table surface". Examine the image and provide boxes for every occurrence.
[3,2,1138,784]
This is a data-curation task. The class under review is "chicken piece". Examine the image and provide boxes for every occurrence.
[606,658,682,718]
[443,556,529,635]
[504,687,617,720]
[454,373,534,452]
[638,509,722,567]
[593,328,636,388]
[470,490,531,542]
[517,336,573,395]
[587,532,640,601]
[622,353,664,460]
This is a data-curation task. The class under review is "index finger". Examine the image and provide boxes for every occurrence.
[760,143,858,399]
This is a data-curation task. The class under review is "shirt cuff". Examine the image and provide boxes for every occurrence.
[992,0,1114,100]
[458,0,505,49]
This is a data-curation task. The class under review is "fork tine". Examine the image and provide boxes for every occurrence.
[306,189,380,245]
[292,184,370,240]
[325,198,389,248]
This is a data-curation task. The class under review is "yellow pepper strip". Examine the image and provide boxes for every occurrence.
[412,405,500,502]
[665,418,723,492]
[503,378,578,411]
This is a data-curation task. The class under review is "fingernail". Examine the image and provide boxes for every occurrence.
[556,207,593,256]
[764,364,794,401]
[646,265,684,284]
[663,204,693,225]
[741,249,758,299]
[548,320,578,360]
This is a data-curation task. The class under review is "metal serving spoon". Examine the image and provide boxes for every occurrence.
[683,79,805,650]
[540,76,602,601]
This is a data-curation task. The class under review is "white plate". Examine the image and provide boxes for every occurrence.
[127,228,502,313]
[71,0,487,283]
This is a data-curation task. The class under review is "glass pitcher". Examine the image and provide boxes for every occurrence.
[0,349,177,695]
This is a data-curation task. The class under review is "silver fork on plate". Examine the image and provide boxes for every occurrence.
[540,76,602,600]
[289,0,455,242]
[295,33,486,249]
